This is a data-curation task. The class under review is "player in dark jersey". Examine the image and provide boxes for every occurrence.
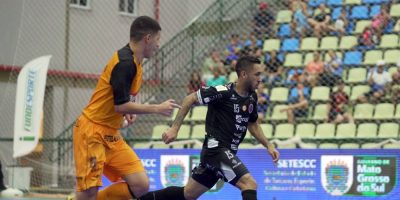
[138,56,280,200]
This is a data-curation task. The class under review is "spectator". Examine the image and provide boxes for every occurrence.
[327,79,354,123]
[206,68,227,87]
[308,3,331,38]
[328,9,347,36]
[291,6,310,38]
[256,83,270,122]
[288,0,307,13]
[391,61,400,103]
[304,51,324,87]
[280,82,310,123]
[313,3,330,16]
[224,34,242,63]
[286,69,305,86]
[321,50,343,87]
[356,26,377,50]
[357,60,392,103]
[371,5,391,41]
[244,33,263,51]
[253,2,275,38]
[264,50,284,85]
[203,50,225,79]
[187,71,205,94]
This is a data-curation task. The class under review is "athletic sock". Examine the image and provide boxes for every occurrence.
[242,189,257,200]
[138,186,185,200]
[97,182,134,200]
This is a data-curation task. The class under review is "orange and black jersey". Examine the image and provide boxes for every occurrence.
[82,44,142,129]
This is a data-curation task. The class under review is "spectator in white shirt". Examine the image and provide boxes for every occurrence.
[357,60,392,103]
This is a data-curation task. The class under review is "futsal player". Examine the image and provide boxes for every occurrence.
[72,16,181,200]
[138,56,280,200]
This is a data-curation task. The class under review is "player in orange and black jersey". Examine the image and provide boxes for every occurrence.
[73,16,181,200]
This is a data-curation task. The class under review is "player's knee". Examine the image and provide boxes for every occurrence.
[237,174,257,190]
[128,180,149,197]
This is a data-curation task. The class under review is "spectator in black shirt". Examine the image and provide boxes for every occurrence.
[308,3,331,38]
[253,2,275,38]
[139,56,279,200]
[264,50,283,86]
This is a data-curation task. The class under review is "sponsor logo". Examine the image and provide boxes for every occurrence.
[321,156,353,196]
[160,156,190,187]
[277,159,317,169]
[215,85,228,91]
[204,97,210,103]
[233,132,242,138]
[235,124,247,132]
[236,115,249,123]
[230,94,237,100]
[232,138,240,144]
[249,104,254,113]
[230,144,238,151]
[242,105,247,112]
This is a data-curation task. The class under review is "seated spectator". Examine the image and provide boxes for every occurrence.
[308,3,331,38]
[391,61,400,104]
[327,79,354,123]
[371,5,391,41]
[253,2,275,38]
[304,52,324,87]
[244,33,263,50]
[291,7,310,39]
[321,50,343,87]
[357,60,392,103]
[286,69,305,86]
[206,68,227,87]
[280,82,310,123]
[224,34,242,63]
[256,83,270,122]
[313,3,330,17]
[187,71,205,94]
[264,50,284,86]
[328,9,347,36]
[360,26,378,49]
[203,49,225,80]
[288,0,307,13]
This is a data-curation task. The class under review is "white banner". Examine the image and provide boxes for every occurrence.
[13,55,51,158]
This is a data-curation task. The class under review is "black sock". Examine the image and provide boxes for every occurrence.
[242,189,257,200]
[139,186,185,200]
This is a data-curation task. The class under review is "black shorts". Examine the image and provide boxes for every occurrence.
[329,109,344,121]
[191,146,249,189]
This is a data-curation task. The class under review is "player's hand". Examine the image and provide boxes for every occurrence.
[162,127,178,144]
[124,114,137,125]
[267,144,280,163]
[158,99,182,116]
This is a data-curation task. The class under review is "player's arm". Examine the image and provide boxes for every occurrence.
[248,122,279,163]
[163,92,198,144]
[111,61,180,115]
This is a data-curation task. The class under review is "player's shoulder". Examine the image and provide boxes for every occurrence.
[117,44,135,63]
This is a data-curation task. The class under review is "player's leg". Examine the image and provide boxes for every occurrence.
[97,139,148,200]
[235,173,258,200]
[138,164,217,200]
[73,116,106,200]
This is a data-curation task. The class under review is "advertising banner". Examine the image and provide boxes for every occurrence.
[103,149,399,200]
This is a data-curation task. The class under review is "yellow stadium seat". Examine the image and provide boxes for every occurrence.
[274,123,294,138]
[380,34,399,48]
[339,36,357,50]
[320,37,338,50]
[276,10,293,23]
[336,123,356,138]
[270,87,289,102]
[363,50,383,65]
[378,123,399,138]
[315,123,335,138]
[301,37,319,51]
[354,20,372,34]
[357,123,378,138]
[284,53,303,67]
[295,123,315,138]
[353,103,374,120]
[263,39,281,52]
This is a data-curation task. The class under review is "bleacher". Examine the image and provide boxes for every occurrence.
[145,0,400,150]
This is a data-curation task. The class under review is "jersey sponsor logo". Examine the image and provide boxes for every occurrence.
[234,104,240,113]
[236,115,249,123]
[230,94,237,100]
[230,144,238,151]
[232,138,240,144]
[233,132,242,138]
[235,124,247,132]
[204,94,223,104]
[249,104,254,113]
[242,105,247,112]
[207,138,219,148]
[215,85,228,92]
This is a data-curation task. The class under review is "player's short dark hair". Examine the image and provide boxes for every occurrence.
[235,56,261,76]
[130,16,161,42]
